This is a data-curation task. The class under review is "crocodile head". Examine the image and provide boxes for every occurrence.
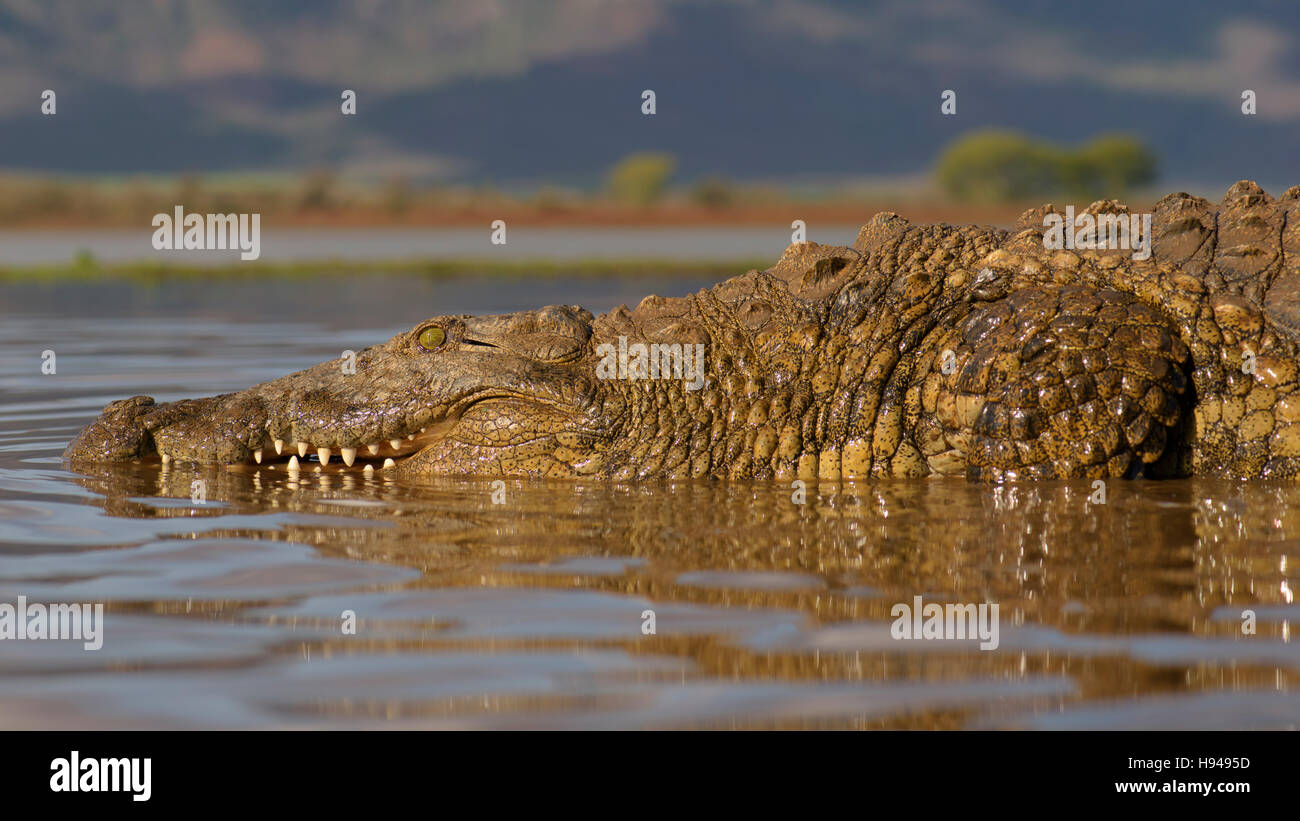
[64,305,620,477]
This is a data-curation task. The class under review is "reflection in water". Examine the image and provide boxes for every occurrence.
[0,275,1296,729]
[14,461,1292,729]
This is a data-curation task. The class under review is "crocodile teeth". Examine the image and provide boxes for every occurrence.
[253,449,263,464]
[366,443,380,456]
[160,453,171,464]
[382,458,396,469]
[287,455,300,471]
[318,447,331,464]
[297,442,308,458]
[420,427,426,433]
[390,439,402,449]
[341,447,356,466]
[363,463,374,475]
[273,439,284,455]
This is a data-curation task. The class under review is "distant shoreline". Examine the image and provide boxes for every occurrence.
[0,257,771,282]
[0,224,869,269]
[0,200,1039,230]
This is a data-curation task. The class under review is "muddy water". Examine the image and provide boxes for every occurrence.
[1,274,1297,729]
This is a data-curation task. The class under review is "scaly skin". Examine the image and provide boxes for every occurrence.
[65,181,1300,481]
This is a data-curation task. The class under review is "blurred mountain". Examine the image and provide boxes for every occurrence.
[2,0,1299,190]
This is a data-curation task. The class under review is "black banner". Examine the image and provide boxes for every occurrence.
[2,731,1289,808]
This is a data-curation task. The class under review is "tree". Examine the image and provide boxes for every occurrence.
[606,152,677,205]
[935,131,1063,202]
[935,131,1157,202]
[1069,135,1158,200]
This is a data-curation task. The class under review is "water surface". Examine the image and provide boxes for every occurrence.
[0,274,1296,729]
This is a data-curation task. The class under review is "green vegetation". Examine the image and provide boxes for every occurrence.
[605,152,677,205]
[1065,135,1158,200]
[935,131,1157,202]
[934,132,1061,202]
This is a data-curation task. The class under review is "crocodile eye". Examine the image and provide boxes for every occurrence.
[417,326,445,351]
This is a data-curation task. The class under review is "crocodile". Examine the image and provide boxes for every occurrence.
[64,181,1300,482]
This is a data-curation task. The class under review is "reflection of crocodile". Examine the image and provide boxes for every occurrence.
[66,182,1300,481]
[66,461,1287,627]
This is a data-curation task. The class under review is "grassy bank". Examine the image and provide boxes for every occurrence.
[0,256,771,283]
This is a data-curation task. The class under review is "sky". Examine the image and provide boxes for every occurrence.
[1,0,1298,192]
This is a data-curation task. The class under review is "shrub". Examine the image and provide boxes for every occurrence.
[935,131,1157,202]
[691,176,735,208]
[606,152,677,205]
[935,131,1063,202]
[1068,134,1157,200]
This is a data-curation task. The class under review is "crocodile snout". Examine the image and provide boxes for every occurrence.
[64,395,163,461]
